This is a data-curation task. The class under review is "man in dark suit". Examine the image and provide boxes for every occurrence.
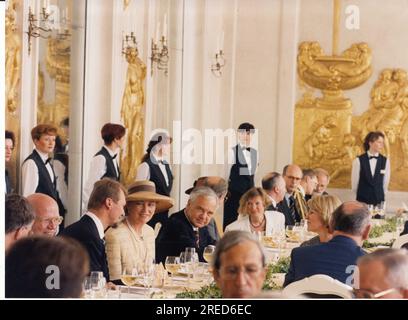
[284,201,371,287]
[156,186,218,264]
[313,168,330,196]
[299,169,318,202]
[278,164,304,226]
[21,124,66,227]
[223,123,258,230]
[262,172,286,212]
[61,178,126,282]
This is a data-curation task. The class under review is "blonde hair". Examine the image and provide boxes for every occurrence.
[307,195,341,226]
[237,187,271,216]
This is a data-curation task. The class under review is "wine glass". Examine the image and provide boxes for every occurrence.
[165,256,180,286]
[203,245,216,264]
[184,248,198,285]
[121,267,138,291]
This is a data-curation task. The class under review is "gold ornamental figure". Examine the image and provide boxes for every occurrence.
[293,0,372,188]
[120,47,147,186]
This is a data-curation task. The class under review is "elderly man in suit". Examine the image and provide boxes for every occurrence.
[262,172,286,211]
[284,201,370,287]
[156,186,218,264]
[28,193,62,237]
[61,178,127,281]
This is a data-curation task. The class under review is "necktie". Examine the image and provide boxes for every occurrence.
[194,229,200,249]
[289,195,297,223]
[369,156,378,160]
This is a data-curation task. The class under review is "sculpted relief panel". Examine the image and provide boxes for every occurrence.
[293,45,408,191]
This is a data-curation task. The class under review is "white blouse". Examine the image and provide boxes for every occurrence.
[225,210,285,235]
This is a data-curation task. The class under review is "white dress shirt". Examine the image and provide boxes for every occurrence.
[351,151,391,193]
[268,195,277,209]
[135,154,169,186]
[53,159,67,209]
[225,211,285,235]
[21,148,55,196]
[84,211,105,240]
[226,143,256,178]
[82,146,119,211]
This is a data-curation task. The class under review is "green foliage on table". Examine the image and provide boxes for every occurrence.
[369,217,397,239]
[363,240,394,249]
[175,257,291,298]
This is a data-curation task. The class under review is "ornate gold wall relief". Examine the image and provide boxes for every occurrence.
[120,47,147,187]
[5,0,22,191]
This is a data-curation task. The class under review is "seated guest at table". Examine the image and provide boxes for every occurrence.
[300,195,342,247]
[313,168,330,196]
[225,187,285,236]
[156,186,218,264]
[278,164,304,226]
[5,130,16,193]
[402,221,408,236]
[298,169,318,201]
[212,230,267,298]
[185,176,228,241]
[354,248,408,299]
[6,236,89,298]
[27,193,62,237]
[261,172,286,211]
[21,124,65,226]
[105,180,174,281]
[82,123,126,210]
[5,194,35,253]
[61,178,127,281]
[284,201,370,287]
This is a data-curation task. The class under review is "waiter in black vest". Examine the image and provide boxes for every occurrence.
[83,123,126,210]
[136,131,173,229]
[21,124,66,226]
[352,131,390,207]
[223,123,258,230]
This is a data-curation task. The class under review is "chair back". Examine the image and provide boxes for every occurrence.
[392,234,408,249]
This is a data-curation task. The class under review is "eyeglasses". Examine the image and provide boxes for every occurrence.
[36,216,64,225]
[220,265,264,280]
[352,287,400,299]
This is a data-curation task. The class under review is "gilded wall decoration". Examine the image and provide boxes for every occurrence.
[120,47,147,187]
[5,0,22,191]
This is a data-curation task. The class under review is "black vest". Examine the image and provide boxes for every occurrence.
[228,145,257,194]
[145,157,173,196]
[23,150,66,217]
[5,169,12,194]
[94,147,120,181]
[356,153,387,205]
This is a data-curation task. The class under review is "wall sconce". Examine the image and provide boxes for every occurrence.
[150,36,169,76]
[211,50,226,77]
[26,4,71,55]
[121,31,138,56]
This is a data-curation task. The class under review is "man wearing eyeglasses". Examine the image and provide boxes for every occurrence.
[354,248,408,299]
[212,230,266,298]
[27,193,62,237]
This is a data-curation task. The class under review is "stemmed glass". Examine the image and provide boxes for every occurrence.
[184,247,198,285]
[203,245,216,264]
[121,267,138,295]
[165,256,180,286]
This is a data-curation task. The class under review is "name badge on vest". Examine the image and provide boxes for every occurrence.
[380,169,386,175]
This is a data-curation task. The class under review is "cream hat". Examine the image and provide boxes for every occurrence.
[127,180,174,213]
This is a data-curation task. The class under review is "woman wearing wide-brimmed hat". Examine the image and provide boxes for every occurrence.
[105,180,173,281]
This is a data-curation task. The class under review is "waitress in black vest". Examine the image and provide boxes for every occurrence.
[351,131,390,207]
[82,123,126,210]
[22,124,66,225]
[223,123,258,230]
[136,131,173,229]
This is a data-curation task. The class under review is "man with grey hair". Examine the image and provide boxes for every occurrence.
[156,186,218,263]
[284,201,370,286]
[354,248,408,299]
[212,230,266,298]
[262,172,286,211]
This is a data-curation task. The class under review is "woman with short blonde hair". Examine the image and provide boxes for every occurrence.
[225,187,285,236]
[300,194,342,247]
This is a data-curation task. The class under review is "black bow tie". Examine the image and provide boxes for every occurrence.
[369,156,378,160]
[111,154,118,160]
[45,158,52,164]
[243,147,251,152]
[157,160,164,164]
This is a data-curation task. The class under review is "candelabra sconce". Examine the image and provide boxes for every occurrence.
[150,36,169,76]
[26,6,53,54]
[211,50,226,77]
[121,32,138,56]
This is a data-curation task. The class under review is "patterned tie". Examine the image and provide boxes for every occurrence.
[194,229,200,249]
[289,195,297,223]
